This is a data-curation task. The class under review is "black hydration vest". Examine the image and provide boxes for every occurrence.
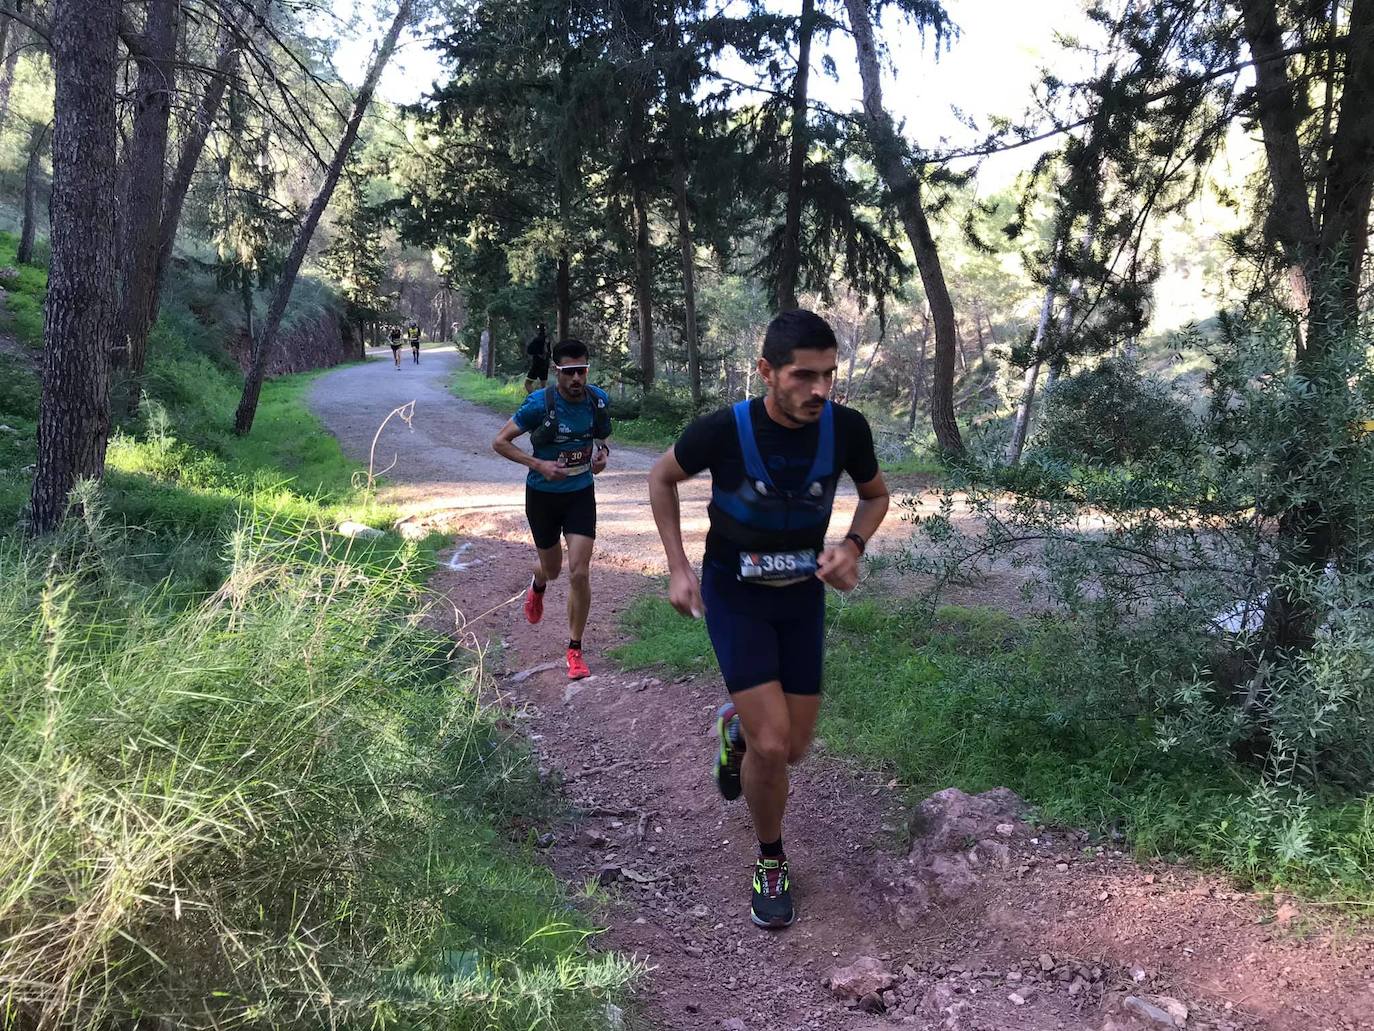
[710,399,838,546]
[528,386,612,449]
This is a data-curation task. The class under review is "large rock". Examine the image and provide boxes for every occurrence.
[825,956,898,1001]
[908,787,1029,855]
[892,787,1030,911]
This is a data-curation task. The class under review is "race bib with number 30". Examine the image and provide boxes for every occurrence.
[556,445,593,475]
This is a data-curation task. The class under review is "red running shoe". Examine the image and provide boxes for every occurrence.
[567,647,590,680]
[524,579,544,624]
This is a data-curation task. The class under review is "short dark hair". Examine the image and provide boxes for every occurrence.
[762,309,838,368]
[552,338,589,364]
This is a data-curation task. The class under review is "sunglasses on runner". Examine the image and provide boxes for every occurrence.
[555,364,589,376]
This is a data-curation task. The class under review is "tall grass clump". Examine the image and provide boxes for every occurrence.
[0,494,636,1030]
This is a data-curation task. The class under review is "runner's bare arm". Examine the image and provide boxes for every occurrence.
[648,447,705,617]
[817,471,889,591]
[493,419,564,480]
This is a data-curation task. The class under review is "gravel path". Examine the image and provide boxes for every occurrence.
[309,348,1374,1031]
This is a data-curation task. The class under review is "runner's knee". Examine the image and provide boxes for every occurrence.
[748,731,789,771]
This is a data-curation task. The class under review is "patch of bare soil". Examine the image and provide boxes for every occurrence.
[313,352,1374,1031]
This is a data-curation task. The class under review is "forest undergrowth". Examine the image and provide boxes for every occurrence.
[0,241,638,1029]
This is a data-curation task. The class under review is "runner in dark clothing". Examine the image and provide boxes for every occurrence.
[388,325,402,369]
[647,309,890,929]
[524,322,549,394]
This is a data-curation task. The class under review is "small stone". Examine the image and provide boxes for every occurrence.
[882,989,898,1009]
[1008,992,1027,1006]
[858,992,885,1013]
[1068,978,1086,998]
[691,904,709,919]
[581,828,610,848]
[996,822,1015,836]
[1130,964,1149,983]
[609,820,624,829]
[1123,994,1187,1027]
[596,864,621,886]
[1006,971,1022,982]
[605,1002,624,1029]
[901,963,918,980]
[1098,891,1111,901]
[1056,862,1070,872]
[1038,953,1055,972]
[722,1020,747,1031]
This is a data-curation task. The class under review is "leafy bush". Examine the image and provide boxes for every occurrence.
[0,500,637,1029]
[1034,357,1197,466]
[893,315,1374,892]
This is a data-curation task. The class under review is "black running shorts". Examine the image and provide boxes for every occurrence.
[527,358,549,381]
[701,559,825,695]
[525,484,596,550]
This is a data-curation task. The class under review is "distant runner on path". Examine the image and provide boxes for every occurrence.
[388,324,403,369]
[493,339,613,680]
[647,309,890,929]
[407,319,422,363]
[524,321,550,394]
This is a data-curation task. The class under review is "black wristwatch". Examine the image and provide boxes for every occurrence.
[844,532,866,556]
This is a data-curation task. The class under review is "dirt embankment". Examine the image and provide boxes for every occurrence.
[226,305,360,377]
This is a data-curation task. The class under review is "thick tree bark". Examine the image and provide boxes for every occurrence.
[28,0,118,535]
[775,0,814,312]
[17,119,48,264]
[117,0,179,417]
[844,0,963,455]
[233,0,412,436]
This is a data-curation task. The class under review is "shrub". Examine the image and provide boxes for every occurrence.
[1034,357,1197,466]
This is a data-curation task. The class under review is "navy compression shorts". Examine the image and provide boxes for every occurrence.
[701,560,825,696]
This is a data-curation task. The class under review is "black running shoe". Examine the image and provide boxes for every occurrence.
[750,856,794,929]
[713,702,745,801]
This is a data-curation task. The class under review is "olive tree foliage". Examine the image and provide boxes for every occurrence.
[901,0,1374,782]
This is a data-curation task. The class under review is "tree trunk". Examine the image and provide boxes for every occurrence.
[0,1,24,126]
[233,0,412,436]
[152,11,252,325]
[556,248,571,340]
[843,0,963,456]
[117,0,180,417]
[632,183,654,389]
[857,332,882,396]
[674,165,701,405]
[1006,267,1058,465]
[907,315,929,432]
[17,119,48,264]
[775,0,814,312]
[480,313,494,376]
[28,0,118,535]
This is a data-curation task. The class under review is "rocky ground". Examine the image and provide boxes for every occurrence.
[312,348,1374,1031]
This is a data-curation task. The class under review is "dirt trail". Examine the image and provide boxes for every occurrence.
[310,350,1374,1031]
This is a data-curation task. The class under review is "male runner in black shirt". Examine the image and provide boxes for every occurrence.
[524,322,550,394]
[647,309,889,929]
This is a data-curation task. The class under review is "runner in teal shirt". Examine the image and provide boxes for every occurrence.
[492,339,612,681]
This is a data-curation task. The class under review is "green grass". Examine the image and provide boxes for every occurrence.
[0,246,641,1026]
[0,510,637,1029]
[613,591,1374,902]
